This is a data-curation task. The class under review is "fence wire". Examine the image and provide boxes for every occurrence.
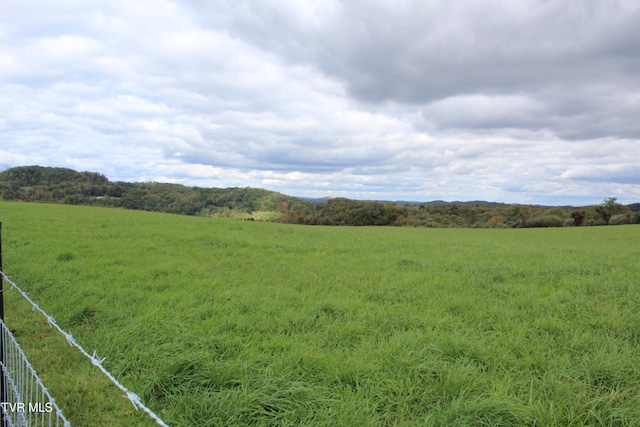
[1,319,70,427]
[0,271,169,427]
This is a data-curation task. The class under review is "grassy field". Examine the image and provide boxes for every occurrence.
[1,201,639,426]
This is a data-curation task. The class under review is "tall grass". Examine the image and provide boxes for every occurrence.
[1,201,639,426]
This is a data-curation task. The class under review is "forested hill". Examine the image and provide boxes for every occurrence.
[1,165,639,228]
[0,165,307,220]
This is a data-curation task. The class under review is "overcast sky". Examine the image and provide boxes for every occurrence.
[1,0,639,205]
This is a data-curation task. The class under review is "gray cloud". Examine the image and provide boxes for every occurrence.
[1,0,639,205]
[194,0,640,139]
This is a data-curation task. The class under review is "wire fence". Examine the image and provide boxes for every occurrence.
[1,319,70,427]
[0,271,169,427]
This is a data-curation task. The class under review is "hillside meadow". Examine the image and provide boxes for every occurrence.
[1,201,639,426]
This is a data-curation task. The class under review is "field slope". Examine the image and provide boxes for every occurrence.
[1,201,640,426]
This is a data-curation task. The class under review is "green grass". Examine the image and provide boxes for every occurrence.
[1,201,640,426]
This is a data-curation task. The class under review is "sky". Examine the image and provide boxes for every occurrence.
[1,0,639,205]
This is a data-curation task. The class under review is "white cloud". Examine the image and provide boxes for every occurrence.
[1,0,639,205]
[421,95,545,131]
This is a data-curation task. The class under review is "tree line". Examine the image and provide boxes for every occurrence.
[277,196,639,227]
[1,166,638,228]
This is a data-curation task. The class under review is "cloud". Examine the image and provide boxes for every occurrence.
[1,0,639,205]
[561,164,640,184]
[421,94,545,132]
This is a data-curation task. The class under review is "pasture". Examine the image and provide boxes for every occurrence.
[1,201,639,426]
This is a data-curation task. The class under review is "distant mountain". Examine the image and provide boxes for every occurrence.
[295,197,576,209]
[296,197,332,205]
[295,197,507,206]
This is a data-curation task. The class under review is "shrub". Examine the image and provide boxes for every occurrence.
[525,215,564,228]
[487,215,505,227]
[609,214,631,225]
[570,211,586,226]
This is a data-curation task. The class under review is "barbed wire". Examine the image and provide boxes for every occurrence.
[0,270,169,427]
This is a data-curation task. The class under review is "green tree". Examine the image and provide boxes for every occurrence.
[596,197,630,224]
